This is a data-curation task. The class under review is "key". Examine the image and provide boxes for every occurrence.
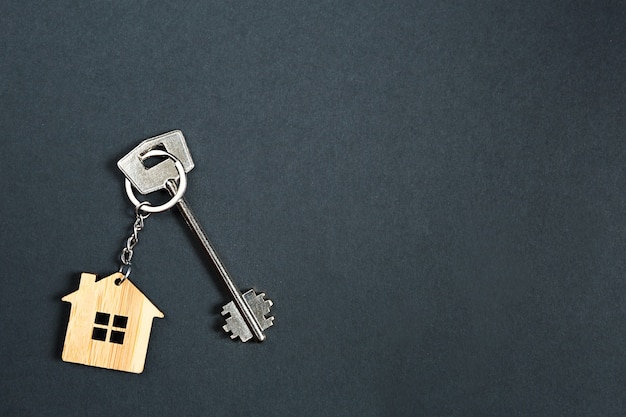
[118,131,274,342]
[165,180,274,342]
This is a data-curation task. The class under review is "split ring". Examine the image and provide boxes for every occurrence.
[124,149,188,213]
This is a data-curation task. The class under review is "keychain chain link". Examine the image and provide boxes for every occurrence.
[118,203,151,280]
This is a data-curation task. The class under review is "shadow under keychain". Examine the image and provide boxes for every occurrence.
[61,130,274,374]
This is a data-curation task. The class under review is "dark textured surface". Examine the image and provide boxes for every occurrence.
[1,1,625,416]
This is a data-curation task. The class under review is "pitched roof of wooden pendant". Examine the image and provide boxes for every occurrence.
[62,272,164,318]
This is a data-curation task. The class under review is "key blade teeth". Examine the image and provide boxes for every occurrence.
[223,320,252,342]
[257,292,274,309]
[221,290,275,341]
[221,301,237,322]
[221,301,253,342]
[242,289,275,331]
[222,323,234,339]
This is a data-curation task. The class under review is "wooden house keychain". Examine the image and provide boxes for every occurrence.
[61,131,274,374]
[61,147,187,373]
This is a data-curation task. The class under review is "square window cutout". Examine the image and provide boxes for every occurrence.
[94,312,110,325]
[113,315,128,328]
[109,330,125,344]
[92,327,107,341]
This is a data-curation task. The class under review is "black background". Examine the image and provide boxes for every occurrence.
[1,1,625,416]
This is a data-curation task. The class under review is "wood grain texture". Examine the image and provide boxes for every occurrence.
[61,272,164,374]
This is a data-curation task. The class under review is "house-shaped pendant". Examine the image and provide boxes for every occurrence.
[61,272,164,374]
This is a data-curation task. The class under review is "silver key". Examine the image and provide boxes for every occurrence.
[118,131,274,342]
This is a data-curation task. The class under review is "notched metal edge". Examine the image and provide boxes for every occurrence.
[117,130,195,194]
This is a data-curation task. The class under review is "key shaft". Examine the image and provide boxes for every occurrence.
[165,180,266,342]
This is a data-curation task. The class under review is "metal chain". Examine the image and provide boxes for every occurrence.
[118,202,151,281]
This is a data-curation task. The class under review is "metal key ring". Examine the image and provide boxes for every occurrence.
[124,149,187,213]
